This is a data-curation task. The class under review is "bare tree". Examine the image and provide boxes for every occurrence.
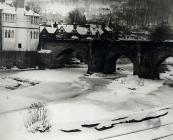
[110,0,173,29]
[65,8,86,25]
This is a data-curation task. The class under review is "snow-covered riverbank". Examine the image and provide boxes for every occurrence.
[0,65,173,140]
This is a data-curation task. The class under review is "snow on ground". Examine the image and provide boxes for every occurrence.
[11,68,86,83]
[0,77,38,92]
[165,57,173,64]
[108,75,163,95]
[0,64,173,140]
[88,64,133,79]
[116,63,134,75]
[1,102,173,140]
[0,67,89,114]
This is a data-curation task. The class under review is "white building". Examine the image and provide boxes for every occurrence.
[0,0,40,51]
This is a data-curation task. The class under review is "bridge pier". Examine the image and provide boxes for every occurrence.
[103,59,116,74]
[87,52,105,74]
[137,65,160,79]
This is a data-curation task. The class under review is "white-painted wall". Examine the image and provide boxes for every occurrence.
[2,28,15,50]
[1,6,39,51]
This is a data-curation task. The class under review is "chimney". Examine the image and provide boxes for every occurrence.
[73,23,77,30]
[53,22,58,28]
[16,0,25,27]
[16,0,25,8]
[73,23,77,33]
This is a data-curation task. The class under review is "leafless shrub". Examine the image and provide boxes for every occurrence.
[25,102,51,133]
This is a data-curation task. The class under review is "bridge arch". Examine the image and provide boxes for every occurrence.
[103,53,139,75]
[153,55,173,79]
[54,48,86,67]
[116,55,134,75]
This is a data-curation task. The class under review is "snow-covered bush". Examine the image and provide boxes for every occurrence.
[25,102,51,133]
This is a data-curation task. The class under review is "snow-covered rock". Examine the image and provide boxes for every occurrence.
[38,49,52,54]
[108,75,163,95]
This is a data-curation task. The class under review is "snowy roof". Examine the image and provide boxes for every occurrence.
[105,26,112,32]
[97,28,104,35]
[77,27,88,35]
[0,3,40,17]
[38,49,52,54]
[25,9,40,17]
[71,35,79,39]
[0,3,16,14]
[40,24,112,37]
[86,37,93,40]
[40,26,45,32]
[90,27,97,35]
[45,27,57,34]
[60,25,73,33]
[90,24,97,28]
[90,27,104,35]
[58,26,65,32]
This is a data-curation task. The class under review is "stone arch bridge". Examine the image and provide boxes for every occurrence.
[38,39,173,79]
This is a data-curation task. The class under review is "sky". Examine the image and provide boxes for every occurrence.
[25,0,113,16]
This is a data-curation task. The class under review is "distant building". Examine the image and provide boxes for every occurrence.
[39,24,112,41]
[0,0,40,68]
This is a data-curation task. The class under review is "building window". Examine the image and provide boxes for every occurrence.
[35,32,38,39]
[38,31,39,39]
[4,29,15,38]
[60,30,64,35]
[5,30,7,38]
[34,17,36,24]
[31,31,32,39]
[11,30,14,38]
[33,31,35,39]
[37,31,39,39]
[8,30,10,38]
[5,14,10,22]
[2,14,5,21]
[18,43,22,49]
[10,14,15,22]
[35,17,39,24]
[31,16,39,24]
[31,16,33,24]
[30,31,39,39]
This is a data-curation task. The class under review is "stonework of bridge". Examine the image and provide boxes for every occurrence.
[38,40,91,68]
[38,39,173,79]
[89,40,173,79]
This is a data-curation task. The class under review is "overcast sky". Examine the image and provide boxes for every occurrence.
[28,0,112,16]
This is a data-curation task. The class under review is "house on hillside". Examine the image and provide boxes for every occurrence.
[0,0,40,68]
[39,24,112,41]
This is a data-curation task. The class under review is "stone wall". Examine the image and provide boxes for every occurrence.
[38,40,90,68]
[0,51,37,68]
